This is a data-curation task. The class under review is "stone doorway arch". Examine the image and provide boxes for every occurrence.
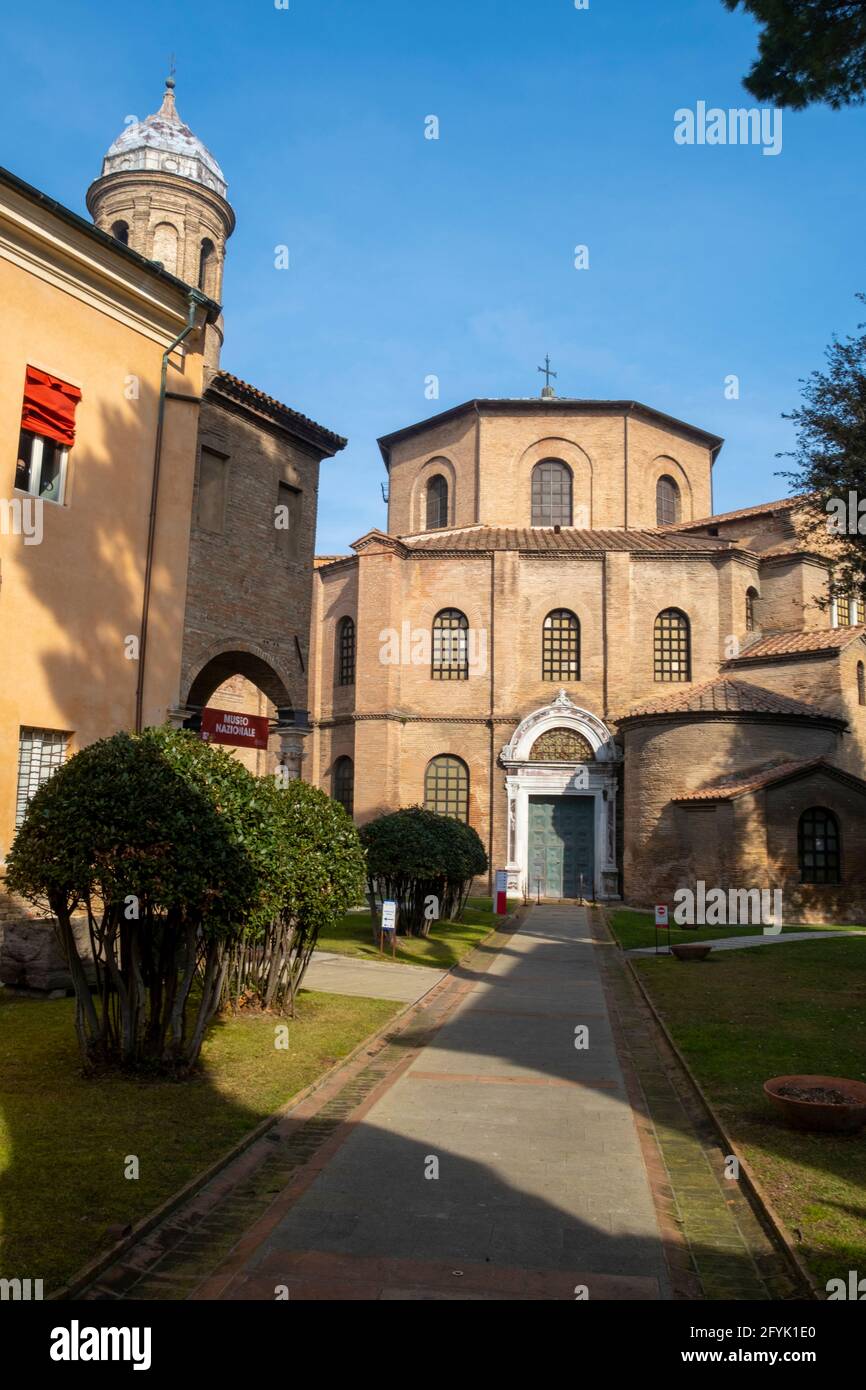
[178,642,306,778]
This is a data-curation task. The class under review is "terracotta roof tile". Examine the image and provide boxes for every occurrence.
[209,372,347,452]
[400,525,733,555]
[616,677,840,724]
[673,757,828,802]
[660,494,805,531]
[726,626,866,664]
[314,554,353,569]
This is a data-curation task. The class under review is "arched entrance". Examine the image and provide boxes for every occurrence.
[499,689,621,900]
[176,643,306,779]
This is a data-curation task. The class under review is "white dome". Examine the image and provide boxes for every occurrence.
[101,79,227,200]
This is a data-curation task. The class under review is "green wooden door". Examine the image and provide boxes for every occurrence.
[528,796,594,898]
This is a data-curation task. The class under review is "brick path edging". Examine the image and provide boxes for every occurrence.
[600,907,820,1300]
[53,907,524,1301]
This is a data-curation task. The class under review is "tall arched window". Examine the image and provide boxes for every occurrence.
[858,661,865,707]
[333,756,354,817]
[654,608,690,682]
[424,755,469,821]
[856,594,866,625]
[432,608,469,680]
[746,587,759,632]
[111,220,129,245]
[336,616,355,686]
[798,807,841,884]
[656,475,681,526]
[531,460,572,527]
[151,222,178,275]
[198,237,215,293]
[426,474,448,529]
[542,609,580,681]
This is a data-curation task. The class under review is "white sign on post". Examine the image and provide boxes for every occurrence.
[381,900,397,933]
[655,904,669,928]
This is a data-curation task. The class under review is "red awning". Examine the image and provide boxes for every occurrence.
[20,366,82,448]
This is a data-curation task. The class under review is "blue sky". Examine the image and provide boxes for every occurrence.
[4,0,865,552]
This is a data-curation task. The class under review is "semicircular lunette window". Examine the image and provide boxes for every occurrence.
[528,727,594,762]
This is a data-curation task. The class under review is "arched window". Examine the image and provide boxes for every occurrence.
[198,237,215,293]
[798,807,841,884]
[531,459,572,527]
[654,608,690,682]
[746,587,759,632]
[333,756,354,817]
[858,661,865,707]
[111,220,129,246]
[432,608,469,680]
[424,755,469,821]
[151,222,178,275]
[656,475,681,526]
[426,474,448,529]
[542,609,580,681]
[336,616,355,686]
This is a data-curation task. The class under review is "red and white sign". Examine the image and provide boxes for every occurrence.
[495,869,508,916]
[201,707,271,750]
[655,904,669,928]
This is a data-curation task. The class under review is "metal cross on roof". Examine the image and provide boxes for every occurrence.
[537,354,557,391]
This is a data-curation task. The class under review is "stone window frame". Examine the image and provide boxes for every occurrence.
[432,608,469,681]
[333,755,354,817]
[653,607,691,682]
[798,805,841,885]
[336,616,356,687]
[542,609,580,682]
[424,754,469,822]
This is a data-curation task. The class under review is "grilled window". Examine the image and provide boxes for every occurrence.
[337,616,356,686]
[16,727,68,828]
[542,609,580,681]
[424,755,469,821]
[529,727,594,761]
[656,475,681,526]
[654,608,690,682]
[798,807,840,884]
[426,474,448,529]
[432,608,469,680]
[333,756,354,817]
[531,460,572,527]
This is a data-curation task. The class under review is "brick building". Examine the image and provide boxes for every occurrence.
[309,397,866,921]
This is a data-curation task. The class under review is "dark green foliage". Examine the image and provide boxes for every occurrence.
[723,1,866,109]
[6,728,366,1072]
[360,806,488,936]
[780,294,866,597]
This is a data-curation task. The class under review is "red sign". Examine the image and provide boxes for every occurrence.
[200,707,271,750]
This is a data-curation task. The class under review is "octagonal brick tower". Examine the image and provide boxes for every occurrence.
[87,75,235,368]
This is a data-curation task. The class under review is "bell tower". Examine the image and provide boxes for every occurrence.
[87,75,235,369]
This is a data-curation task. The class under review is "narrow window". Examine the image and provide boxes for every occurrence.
[16,367,81,505]
[531,460,572,526]
[16,727,68,827]
[337,616,356,686]
[855,594,866,625]
[745,586,759,632]
[151,222,178,275]
[198,237,215,292]
[654,608,690,682]
[111,220,129,245]
[656,475,681,526]
[858,661,865,707]
[424,755,469,821]
[426,473,448,529]
[196,449,229,533]
[432,608,469,680]
[333,756,354,816]
[798,807,840,884]
[542,609,580,681]
[276,481,302,561]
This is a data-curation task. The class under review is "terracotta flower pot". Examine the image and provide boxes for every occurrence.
[764,1074,866,1133]
[671,943,713,961]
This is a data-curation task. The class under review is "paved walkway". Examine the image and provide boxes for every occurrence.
[206,906,670,1299]
[303,952,447,1003]
[627,928,864,957]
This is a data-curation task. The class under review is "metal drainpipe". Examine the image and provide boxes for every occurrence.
[134,292,205,733]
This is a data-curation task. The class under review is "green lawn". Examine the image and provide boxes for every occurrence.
[315,895,515,969]
[0,988,398,1291]
[632,937,866,1290]
[607,907,857,953]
